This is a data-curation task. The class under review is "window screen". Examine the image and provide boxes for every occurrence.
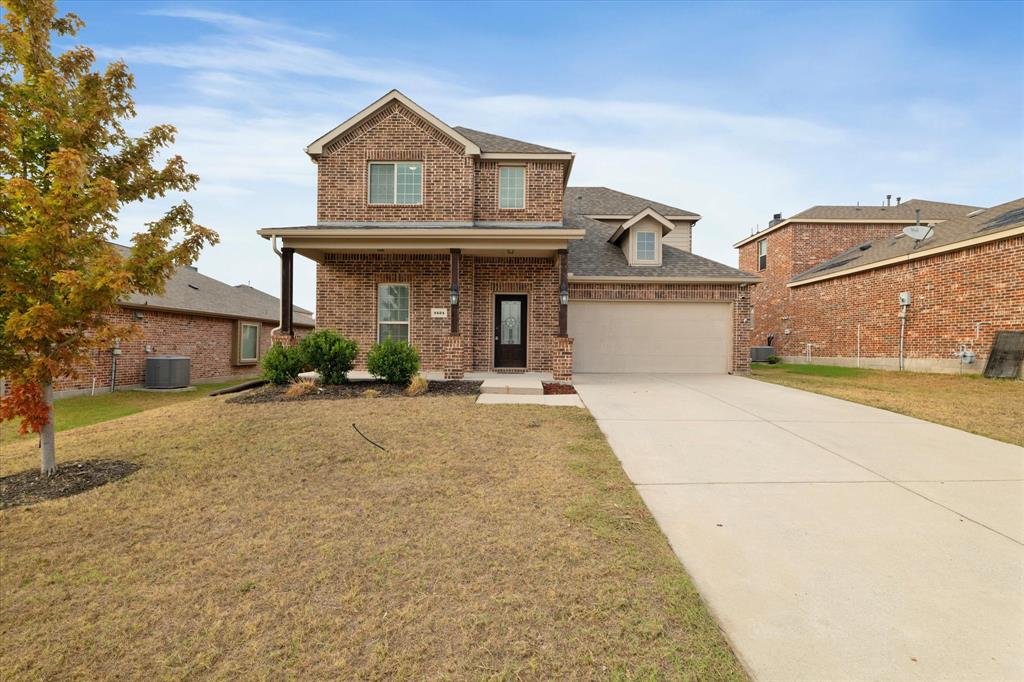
[636,231,656,261]
[499,166,525,209]
[378,284,410,342]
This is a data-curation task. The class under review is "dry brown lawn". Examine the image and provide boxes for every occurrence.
[0,394,746,680]
[752,364,1024,446]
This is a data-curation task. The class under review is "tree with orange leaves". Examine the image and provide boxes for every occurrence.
[0,0,218,474]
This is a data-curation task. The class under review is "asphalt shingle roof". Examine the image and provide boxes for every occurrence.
[565,187,699,218]
[789,199,982,222]
[452,126,569,154]
[565,212,756,280]
[114,245,314,325]
[791,197,1024,283]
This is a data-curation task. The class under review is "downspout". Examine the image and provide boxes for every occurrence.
[898,303,908,371]
[270,236,285,336]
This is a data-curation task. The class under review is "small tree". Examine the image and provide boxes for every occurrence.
[0,1,218,474]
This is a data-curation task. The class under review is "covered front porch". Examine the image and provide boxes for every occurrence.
[258,225,583,381]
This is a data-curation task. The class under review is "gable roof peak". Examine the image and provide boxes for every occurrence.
[305,89,481,159]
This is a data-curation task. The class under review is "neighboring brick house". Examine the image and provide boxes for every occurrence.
[736,198,1024,373]
[53,250,314,396]
[259,90,758,381]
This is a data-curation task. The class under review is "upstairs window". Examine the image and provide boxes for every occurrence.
[757,239,768,271]
[498,166,525,209]
[635,230,657,262]
[369,162,422,205]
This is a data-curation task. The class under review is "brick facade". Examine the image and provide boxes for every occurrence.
[317,253,560,373]
[739,221,909,348]
[54,307,295,395]
[775,236,1024,372]
[569,281,753,374]
[315,101,564,225]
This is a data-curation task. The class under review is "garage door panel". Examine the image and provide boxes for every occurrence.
[569,302,732,373]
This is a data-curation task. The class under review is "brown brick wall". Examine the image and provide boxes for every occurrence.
[473,161,565,223]
[568,281,753,374]
[54,307,296,393]
[739,222,908,348]
[316,253,561,372]
[775,236,1024,369]
[315,101,565,224]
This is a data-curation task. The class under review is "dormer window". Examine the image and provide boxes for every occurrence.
[635,230,657,262]
[498,166,525,209]
[369,162,422,205]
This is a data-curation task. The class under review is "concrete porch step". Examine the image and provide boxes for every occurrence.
[479,376,544,395]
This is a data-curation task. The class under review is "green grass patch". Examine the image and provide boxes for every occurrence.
[1,379,249,442]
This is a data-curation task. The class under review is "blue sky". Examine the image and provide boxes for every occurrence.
[61,1,1024,311]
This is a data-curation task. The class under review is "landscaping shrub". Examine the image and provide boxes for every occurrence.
[366,339,420,385]
[405,374,428,396]
[298,330,358,384]
[284,378,320,399]
[766,355,781,365]
[262,344,305,385]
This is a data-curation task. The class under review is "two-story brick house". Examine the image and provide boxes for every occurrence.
[734,197,1024,373]
[259,90,758,381]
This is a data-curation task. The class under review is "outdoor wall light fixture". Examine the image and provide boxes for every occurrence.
[560,290,569,305]
[450,289,459,306]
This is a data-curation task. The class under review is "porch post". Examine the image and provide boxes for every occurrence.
[553,249,573,382]
[450,248,460,334]
[279,246,294,336]
[558,248,568,336]
[445,248,464,380]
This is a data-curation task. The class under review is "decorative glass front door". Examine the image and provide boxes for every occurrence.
[494,294,527,367]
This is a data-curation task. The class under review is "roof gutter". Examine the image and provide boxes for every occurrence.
[258,228,586,239]
[788,225,1024,287]
[569,275,761,285]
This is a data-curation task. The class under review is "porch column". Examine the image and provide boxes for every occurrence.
[276,246,294,338]
[445,248,464,380]
[558,249,569,336]
[450,248,461,334]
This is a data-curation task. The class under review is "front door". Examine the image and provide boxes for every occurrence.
[494,294,527,368]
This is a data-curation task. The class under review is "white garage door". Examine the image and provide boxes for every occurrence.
[569,301,733,373]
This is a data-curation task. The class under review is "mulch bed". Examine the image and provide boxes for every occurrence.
[1,460,141,509]
[543,382,577,395]
[227,380,482,404]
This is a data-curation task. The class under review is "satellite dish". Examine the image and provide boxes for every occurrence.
[902,224,934,241]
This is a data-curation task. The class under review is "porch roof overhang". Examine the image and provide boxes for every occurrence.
[257,224,585,262]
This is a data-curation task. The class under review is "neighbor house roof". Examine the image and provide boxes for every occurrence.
[790,197,1024,286]
[114,245,314,325]
[565,212,758,282]
[734,198,982,247]
[453,126,568,155]
[566,187,700,219]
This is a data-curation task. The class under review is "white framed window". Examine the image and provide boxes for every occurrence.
[757,239,767,271]
[236,321,260,364]
[368,162,422,205]
[498,165,525,209]
[635,230,657,262]
[378,283,410,342]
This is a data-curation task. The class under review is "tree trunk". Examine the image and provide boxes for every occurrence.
[40,382,56,476]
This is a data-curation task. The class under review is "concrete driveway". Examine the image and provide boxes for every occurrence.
[575,373,1024,681]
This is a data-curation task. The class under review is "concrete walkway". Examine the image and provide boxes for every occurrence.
[575,373,1024,681]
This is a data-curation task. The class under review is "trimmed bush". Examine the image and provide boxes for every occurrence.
[766,355,781,365]
[262,343,305,385]
[298,330,358,384]
[366,338,420,385]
